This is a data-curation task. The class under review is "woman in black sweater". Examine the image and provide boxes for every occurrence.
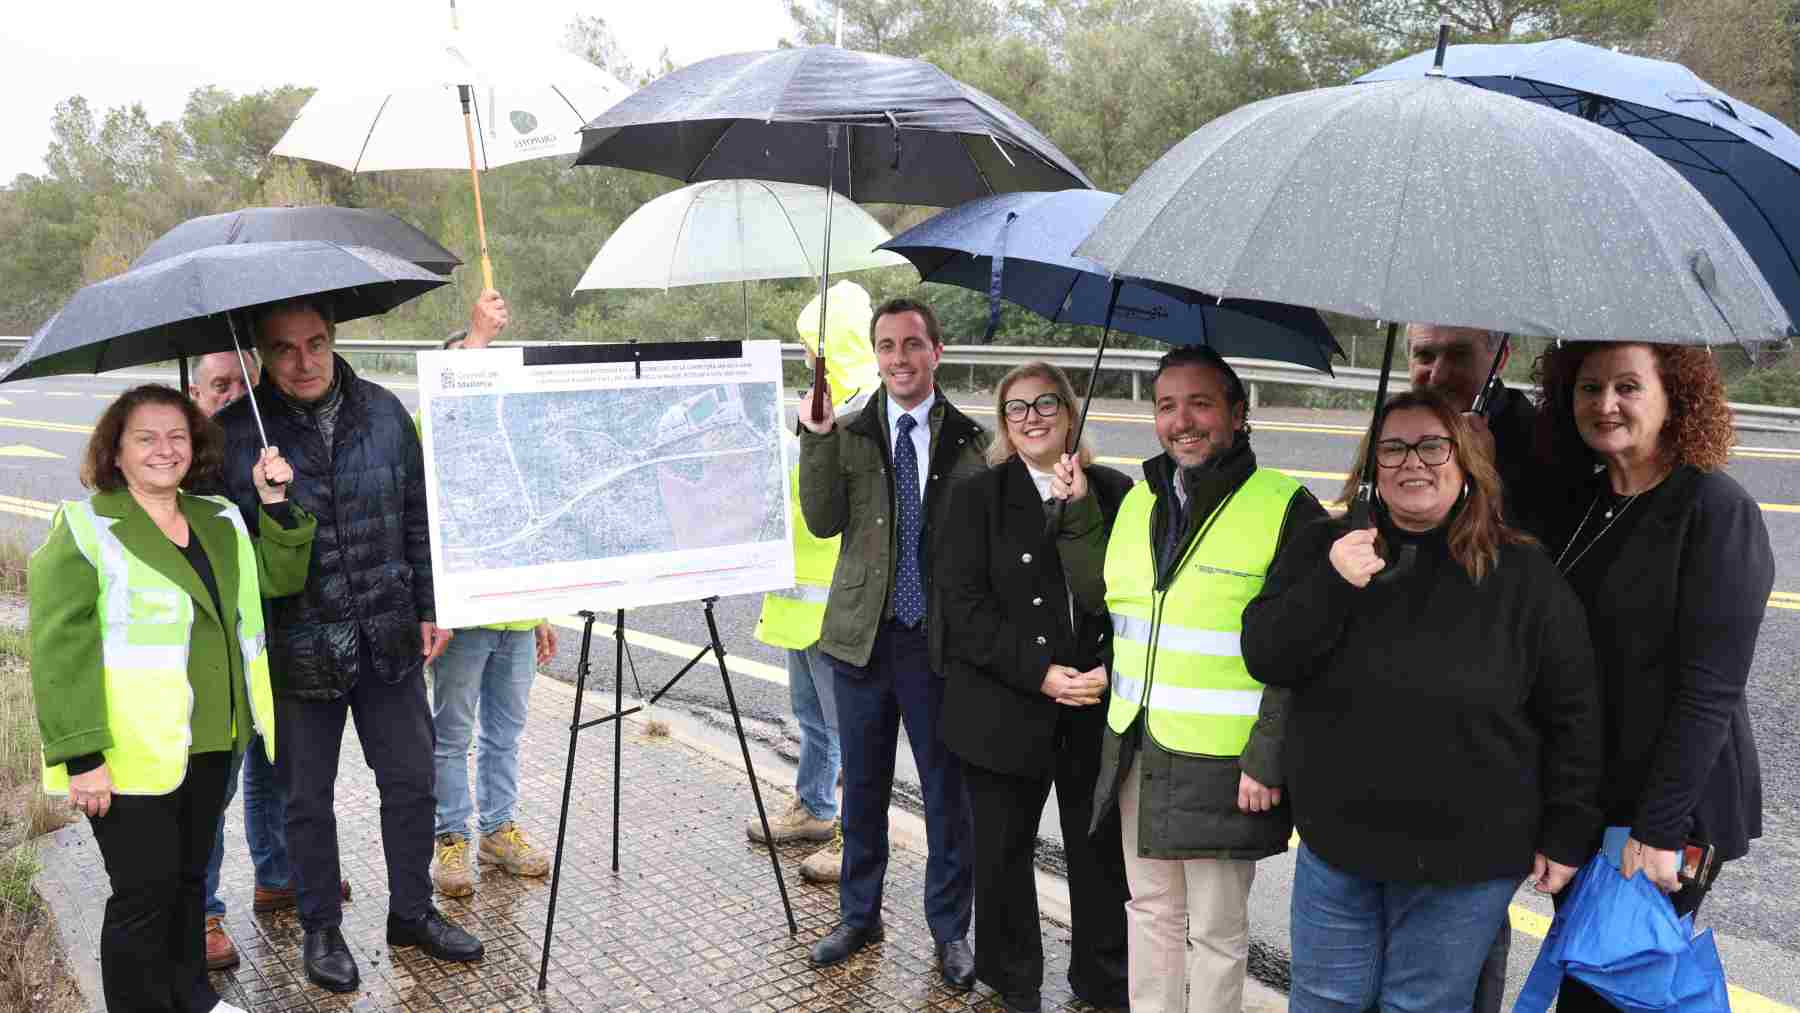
[1241,390,1601,1012]
[1533,341,1772,1011]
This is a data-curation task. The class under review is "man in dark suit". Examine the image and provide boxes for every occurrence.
[796,298,990,989]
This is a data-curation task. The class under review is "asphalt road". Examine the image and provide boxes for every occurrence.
[3,368,1797,1006]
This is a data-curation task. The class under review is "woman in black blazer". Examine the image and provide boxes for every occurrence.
[1534,341,1772,1012]
[939,362,1133,1013]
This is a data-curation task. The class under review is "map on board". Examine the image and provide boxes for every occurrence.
[417,342,794,628]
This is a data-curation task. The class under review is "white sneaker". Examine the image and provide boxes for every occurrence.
[210,1001,249,1013]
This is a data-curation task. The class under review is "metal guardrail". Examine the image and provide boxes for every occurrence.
[6,334,1800,433]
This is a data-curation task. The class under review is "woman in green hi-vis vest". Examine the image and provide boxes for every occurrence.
[30,384,316,1013]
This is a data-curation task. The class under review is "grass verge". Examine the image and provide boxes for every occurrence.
[0,617,82,1012]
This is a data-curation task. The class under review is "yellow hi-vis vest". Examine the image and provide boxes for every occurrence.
[1104,468,1299,757]
[43,496,276,796]
[756,465,841,651]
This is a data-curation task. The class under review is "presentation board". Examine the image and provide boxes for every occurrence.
[417,341,794,628]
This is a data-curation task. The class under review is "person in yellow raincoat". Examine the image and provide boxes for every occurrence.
[744,280,880,883]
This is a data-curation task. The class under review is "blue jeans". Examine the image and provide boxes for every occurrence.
[1289,844,1518,1013]
[433,627,536,837]
[789,645,840,822]
[203,747,245,918]
[242,733,292,890]
[203,736,292,916]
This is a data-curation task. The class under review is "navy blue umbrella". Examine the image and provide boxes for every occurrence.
[880,188,1341,371]
[1358,38,1800,330]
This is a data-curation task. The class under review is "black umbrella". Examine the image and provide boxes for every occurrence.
[134,206,463,276]
[575,44,1093,415]
[1079,30,1789,579]
[2,240,447,449]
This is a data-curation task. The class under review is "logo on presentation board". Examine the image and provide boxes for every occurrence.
[510,110,539,135]
[440,368,500,392]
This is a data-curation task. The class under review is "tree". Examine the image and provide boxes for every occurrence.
[181,85,315,194]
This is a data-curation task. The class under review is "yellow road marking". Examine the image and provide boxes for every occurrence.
[0,493,55,521]
[0,396,10,406]
[43,391,82,398]
[0,444,62,459]
[0,416,93,434]
[1508,904,1553,939]
[547,615,788,687]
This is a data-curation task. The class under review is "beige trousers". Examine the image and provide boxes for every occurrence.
[1118,757,1257,1013]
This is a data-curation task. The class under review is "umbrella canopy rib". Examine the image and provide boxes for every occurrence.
[352,95,394,176]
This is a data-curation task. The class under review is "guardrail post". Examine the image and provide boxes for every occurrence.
[1249,381,1260,409]
[1131,371,1140,401]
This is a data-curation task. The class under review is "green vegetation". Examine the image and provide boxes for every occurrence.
[1,1,1795,396]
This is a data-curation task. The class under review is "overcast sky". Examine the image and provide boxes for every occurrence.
[0,0,800,182]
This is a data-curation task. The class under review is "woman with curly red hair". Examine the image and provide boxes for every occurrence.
[1533,341,1773,1011]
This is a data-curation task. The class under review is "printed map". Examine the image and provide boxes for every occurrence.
[428,382,785,575]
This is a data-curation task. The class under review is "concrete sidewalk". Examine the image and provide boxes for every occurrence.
[34,671,1287,1011]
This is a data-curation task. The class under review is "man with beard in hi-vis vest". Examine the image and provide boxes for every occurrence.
[747,282,880,885]
[1088,346,1326,1013]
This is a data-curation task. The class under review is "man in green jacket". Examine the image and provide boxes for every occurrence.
[1089,346,1324,1013]
[796,298,989,989]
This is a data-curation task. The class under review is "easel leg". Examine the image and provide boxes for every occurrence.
[537,610,596,992]
[704,598,799,935]
[612,608,625,874]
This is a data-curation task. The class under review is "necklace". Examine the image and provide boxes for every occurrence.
[1554,487,1641,574]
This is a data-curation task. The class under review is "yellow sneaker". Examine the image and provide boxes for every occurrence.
[479,821,551,878]
[431,833,476,897]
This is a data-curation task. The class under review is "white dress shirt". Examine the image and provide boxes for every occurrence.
[886,390,935,503]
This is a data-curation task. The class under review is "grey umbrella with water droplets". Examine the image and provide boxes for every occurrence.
[1078,68,1790,581]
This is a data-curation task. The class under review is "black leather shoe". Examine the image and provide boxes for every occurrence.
[303,927,360,993]
[999,990,1043,1013]
[809,920,884,966]
[936,937,975,991]
[386,906,484,962]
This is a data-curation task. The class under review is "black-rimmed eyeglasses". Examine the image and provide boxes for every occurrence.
[1375,436,1456,468]
[1002,393,1064,423]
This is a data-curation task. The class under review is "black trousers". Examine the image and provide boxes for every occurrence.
[87,750,231,1013]
[962,714,1129,1004]
[1553,862,1722,1011]
[275,667,437,930]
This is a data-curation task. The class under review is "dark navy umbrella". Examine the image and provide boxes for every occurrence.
[576,44,1094,419]
[880,189,1340,370]
[134,206,463,276]
[1358,37,1800,329]
[2,240,448,448]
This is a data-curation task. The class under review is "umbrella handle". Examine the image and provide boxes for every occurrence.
[1046,280,1122,540]
[810,126,841,424]
[225,312,285,490]
[459,86,496,291]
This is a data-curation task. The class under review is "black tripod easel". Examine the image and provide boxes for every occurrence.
[535,597,799,992]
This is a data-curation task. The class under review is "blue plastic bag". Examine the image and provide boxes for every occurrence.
[1513,827,1730,1012]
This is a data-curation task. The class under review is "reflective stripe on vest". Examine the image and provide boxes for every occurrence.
[43,496,275,796]
[756,465,841,651]
[1104,468,1300,756]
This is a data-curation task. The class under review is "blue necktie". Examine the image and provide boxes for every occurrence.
[893,412,926,627]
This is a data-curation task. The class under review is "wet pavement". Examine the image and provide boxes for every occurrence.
[35,674,1147,1012]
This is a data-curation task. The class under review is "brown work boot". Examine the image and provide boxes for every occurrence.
[747,798,836,844]
[799,825,844,884]
[253,877,352,912]
[432,833,476,897]
[205,915,240,970]
[479,822,550,877]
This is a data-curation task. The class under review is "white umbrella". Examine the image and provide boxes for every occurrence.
[573,179,906,337]
[272,9,628,288]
